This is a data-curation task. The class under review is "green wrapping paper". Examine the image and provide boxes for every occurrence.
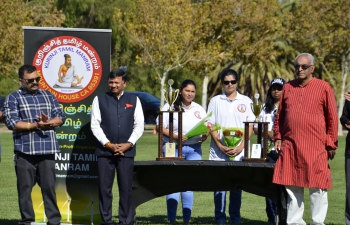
[224,136,242,148]
[222,129,243,161]
[184,112,221,139]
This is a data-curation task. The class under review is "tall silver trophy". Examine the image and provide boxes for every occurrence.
[251,93,263,122]
[163,79,179,111]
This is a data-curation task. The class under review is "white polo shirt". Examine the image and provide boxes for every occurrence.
[156,101,207,145]
[207,93,255,161]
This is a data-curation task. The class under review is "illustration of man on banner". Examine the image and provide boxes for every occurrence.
[54,54,84,88]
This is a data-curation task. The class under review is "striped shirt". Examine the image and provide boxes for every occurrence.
[273,78,338,189]
[4,88,66,155]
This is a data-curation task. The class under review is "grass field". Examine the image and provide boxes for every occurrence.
[0,131,347,225]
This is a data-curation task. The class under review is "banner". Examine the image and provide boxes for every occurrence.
[23,26,112,224]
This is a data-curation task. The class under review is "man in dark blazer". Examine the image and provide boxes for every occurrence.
[91,68,144,225]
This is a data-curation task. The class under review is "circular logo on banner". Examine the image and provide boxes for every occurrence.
[32,36,102,103]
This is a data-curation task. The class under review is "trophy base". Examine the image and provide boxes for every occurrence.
[156,157,185,161]
[243,158,268,162]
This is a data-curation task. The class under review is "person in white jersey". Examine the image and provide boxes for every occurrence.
[156,79,208,225]
[207,69,255,224]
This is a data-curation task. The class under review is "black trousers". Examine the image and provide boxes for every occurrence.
[15,152,61,225]
[346,157,350,225]
[97,156,134,225]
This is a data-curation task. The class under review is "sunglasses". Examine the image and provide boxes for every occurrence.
[23,77,41,83]
[271,86,283,91]
[223,80,237,85]
[294,64,312,70]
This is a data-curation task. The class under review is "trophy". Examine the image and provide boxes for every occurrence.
[157,79,183,161]
[251,93,262,122]
[163,79,179,111]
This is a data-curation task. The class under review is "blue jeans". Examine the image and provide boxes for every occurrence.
[163,143,202,221]
[214,189,242,223]
[266,150,279,223]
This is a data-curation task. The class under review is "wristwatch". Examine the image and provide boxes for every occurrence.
[128,141,134,148]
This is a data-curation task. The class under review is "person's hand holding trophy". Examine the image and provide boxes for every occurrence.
[251,93,262,122]
[163,79,179,111]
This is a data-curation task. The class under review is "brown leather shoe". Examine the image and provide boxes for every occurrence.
[169,221,176,225]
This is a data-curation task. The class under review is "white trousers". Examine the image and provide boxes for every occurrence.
[285,185,328,225]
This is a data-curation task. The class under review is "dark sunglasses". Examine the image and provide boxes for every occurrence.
[223,80,237,85]
[23,77,41,83]
[271,86,283,91]
[294,64,312,70]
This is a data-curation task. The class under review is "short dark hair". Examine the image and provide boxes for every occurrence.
[108,69,127,82]
[18,65,37,79]
[219,69,239,83]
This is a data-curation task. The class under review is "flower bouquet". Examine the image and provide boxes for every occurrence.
[222,128,244,160]
[184,112,221,139]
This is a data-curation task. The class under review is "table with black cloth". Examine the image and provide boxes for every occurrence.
[132,160,287,224]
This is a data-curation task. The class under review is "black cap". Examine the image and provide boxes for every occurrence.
[270,78,285,87]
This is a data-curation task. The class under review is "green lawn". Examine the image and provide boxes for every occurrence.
[0,131,347,225]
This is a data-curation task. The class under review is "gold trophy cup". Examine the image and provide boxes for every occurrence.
[251,93,262,122]
[163,79,179,111]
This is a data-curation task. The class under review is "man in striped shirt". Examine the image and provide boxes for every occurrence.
[273,53,338,225]
[4,65,66,225]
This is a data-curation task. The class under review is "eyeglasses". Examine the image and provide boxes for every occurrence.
[223,80,237,85]
[22,77,41,83]
[294,64,312,70]
[271,86,283,91]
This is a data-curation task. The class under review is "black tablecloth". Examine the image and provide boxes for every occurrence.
[132,160,287,224]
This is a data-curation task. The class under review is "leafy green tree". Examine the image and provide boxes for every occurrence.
[26,0,65,27]
[55,0,120,61]
[0,0,64,95]
[204,0,288,101]
[55,0,158,95]
[115,0,218,106]
[0,0,31,77]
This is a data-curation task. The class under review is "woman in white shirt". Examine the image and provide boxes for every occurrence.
[157,79,208,225]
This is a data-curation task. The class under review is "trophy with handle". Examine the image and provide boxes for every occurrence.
[163,79,179,110]
[157,79,183,160]
[251,93,262,122]
[244,93,269,161]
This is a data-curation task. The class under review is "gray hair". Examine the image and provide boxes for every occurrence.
[295,53,315,65]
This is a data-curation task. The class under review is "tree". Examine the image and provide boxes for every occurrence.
[56,0,165,96]
[0,0,31,77]
[115,0,218,106]
[27,0,65,27]
[203,0,289,101]
[233,37,297,101]
[0,0,65,82]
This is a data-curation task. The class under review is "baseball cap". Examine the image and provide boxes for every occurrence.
[270,78,285,87]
